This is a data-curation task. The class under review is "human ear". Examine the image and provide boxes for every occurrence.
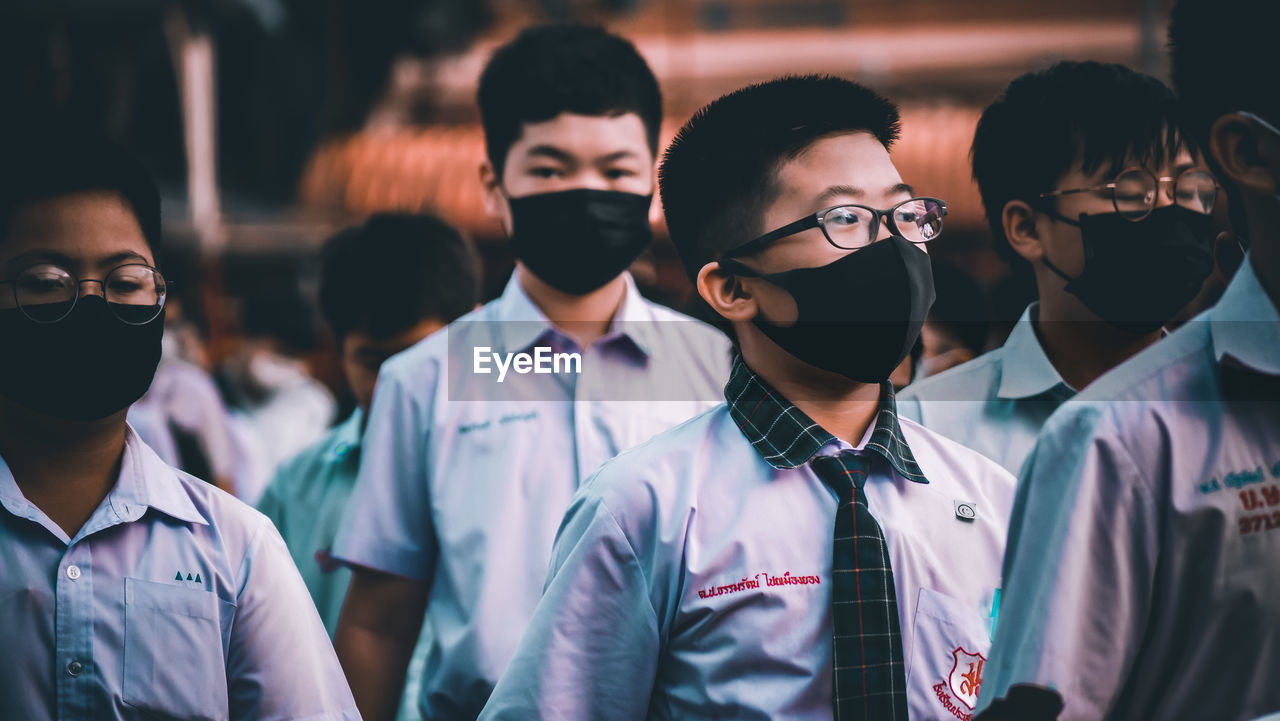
[1209,113,1279,196]
[695,261,757,324]
[1002,199,1045,263]
[480,161,503,218]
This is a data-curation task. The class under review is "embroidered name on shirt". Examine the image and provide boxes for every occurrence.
[1199,464,1272,495]
[458,410,540,435]
[697,571,821,599]
[174,571,203,584]
[1238,482,1280,535]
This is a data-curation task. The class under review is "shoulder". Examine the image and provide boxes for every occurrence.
[578,404,736,517]
[1074,320,1212,405]
[899,346,1005,403]
[261,424,348,496]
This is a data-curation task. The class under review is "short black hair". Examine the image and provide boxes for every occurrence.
[477,23,663,179]
[1,125,161,250]
[660,74,901,281]
[1169,0,1280,182]
[971,61,1182,264]
[318,212,480,342]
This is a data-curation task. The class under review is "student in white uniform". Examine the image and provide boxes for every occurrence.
[479,75,1016,721]
[330,25,730,721]
[976,0,1280,718]
[899,61,1218,473]
[0,129,358,720]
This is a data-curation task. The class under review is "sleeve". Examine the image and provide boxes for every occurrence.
[975,404,1160,721]
[331,364,438,580]
[227,517,360,721]
[479,492,662,721]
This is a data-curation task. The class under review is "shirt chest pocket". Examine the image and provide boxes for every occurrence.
[123,578,232,721]
[907,588,993,720]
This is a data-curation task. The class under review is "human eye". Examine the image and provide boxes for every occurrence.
[825,207,862,226]
[528,167,565,179]
[604,168,637,180]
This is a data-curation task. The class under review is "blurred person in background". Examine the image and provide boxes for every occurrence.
[899,61,1219,473]
[132,295,238,494]
[258,212,479,636]
[331,23,731,721]
[221,290,337,504]
[889,262,991,389]
[0,127,358,720]
[977,0,1280,718]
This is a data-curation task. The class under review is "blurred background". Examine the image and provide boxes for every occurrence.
[1,0,1179,423]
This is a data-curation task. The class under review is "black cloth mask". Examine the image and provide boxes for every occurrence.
[0,296,164,421]
[720,235,936,383]
[507,188,653,295]
[1042,205,1215,334]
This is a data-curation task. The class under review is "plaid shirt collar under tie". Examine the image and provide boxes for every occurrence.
[724,354,927,720]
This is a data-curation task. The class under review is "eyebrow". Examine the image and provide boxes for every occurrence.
[815,182,915,206]
[6,250,150,270]
[525,145,576,164]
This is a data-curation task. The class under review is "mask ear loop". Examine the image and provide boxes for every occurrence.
[1033,202,1084,284]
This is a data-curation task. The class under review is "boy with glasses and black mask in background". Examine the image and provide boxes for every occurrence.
[479,75,1015,721]
[976,1,1280,718]
[331,24,730,721]
[899,61,1217,474]
[0,130,358,720]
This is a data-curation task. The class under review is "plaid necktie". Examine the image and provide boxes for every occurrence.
[811,451,909,720]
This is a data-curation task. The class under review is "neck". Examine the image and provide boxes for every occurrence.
[516,264,629,348]
[1033,294,1161,390]
[0,397,128,538]
[739,333,881,445]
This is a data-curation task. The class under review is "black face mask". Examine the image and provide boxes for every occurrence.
[0,296,164,421]
[721,235,936,383]
[507,188,653,295]
[1042,205,1215,334]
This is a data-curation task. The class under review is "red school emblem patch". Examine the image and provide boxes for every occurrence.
[948,647,986,710]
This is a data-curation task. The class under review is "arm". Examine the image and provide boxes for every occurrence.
[227,521,360,721]
[334,567,429,721]
[976,405,1159,721]
[480,495,661,721]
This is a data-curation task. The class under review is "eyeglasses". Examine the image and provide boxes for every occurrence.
[724,196,948,259]
[0,263,168,324]
[1038,166,1218,221]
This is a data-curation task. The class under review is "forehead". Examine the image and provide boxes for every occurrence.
[1,190,153,269]
[505,112,652,162]
[772,132,904,206]
[1068,134,1196,183]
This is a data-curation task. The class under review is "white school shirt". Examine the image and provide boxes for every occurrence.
[332,271,731,721]
[479,358,1016,721]
[0,428,359,721]
[899,303,1075,474]
[977,256,1280,720]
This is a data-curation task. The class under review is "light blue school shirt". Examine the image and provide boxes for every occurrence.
[332,272,731,721]
[0,428,359,721]
[478,363,1016,721]
[977,256,1280,721]
[899,303,1075,473]
[258,408,363,637]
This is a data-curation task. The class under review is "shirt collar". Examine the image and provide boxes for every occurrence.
[724,354,928,483]
[1210,255,1280,376]
[112,428,209,526]
[0,428,207,528]
[996,302,1074,399]
[493,270,655,359]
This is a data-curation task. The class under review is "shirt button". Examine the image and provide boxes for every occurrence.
[66,660,83,677]
[66,565,82,581]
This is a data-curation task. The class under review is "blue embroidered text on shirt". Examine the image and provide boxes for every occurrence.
[1199,466,1268,495]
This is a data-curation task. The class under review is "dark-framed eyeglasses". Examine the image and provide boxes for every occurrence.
[1038,166,1219,222]
[723,196,947,259]
[0,263,168,324]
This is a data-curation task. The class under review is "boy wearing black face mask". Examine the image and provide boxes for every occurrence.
[899,61,1216,474]
[0,131,359,719]
[976,1,1280,719]
[331,24,730,721]
[478,75,1015,721]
